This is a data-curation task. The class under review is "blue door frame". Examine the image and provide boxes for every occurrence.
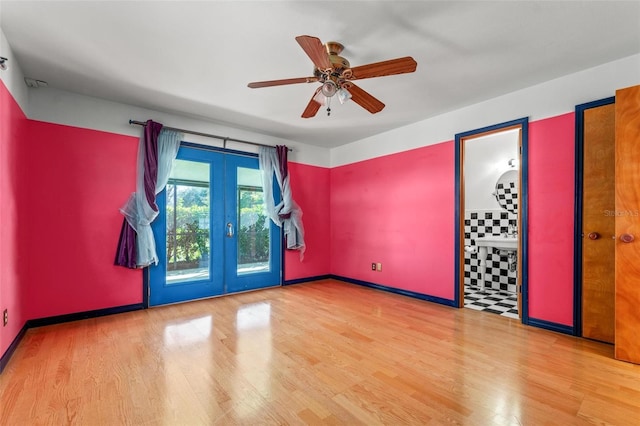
[454,117,529,323]
[147,144,281,306]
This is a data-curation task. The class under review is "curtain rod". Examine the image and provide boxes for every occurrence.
[128,120,292,151]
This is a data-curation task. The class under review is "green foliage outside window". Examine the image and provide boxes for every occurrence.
[167,184,209,269]
[238,187,270,264]
[166,183,270,269]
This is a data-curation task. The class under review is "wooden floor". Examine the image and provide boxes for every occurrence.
[1,279,639,425]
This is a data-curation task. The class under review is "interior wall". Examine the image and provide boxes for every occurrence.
[0,26,29,360]
[328,113,575,325]
[0,79,28,358]
[527,113,575,325]
[284,162,330,281]
[330,142,455,299]
[24,120,143,319]
[20,119,332,320]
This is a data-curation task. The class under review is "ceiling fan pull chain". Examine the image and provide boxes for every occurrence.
[326,96,332,116]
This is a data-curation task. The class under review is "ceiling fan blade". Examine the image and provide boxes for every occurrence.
[302,88,322,118]
[295,35,332,70]
[346,83,385,114]
[248,76,318,89]
[350,56,417,80]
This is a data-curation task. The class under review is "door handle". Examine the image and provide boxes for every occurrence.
[588,232,600,240]
[620,233,635,243]
[226,222,234,237]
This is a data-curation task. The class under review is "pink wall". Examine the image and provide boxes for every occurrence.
[24,121,143,319]
[0,81,29,357]
[285,162,330,281]
[1,81,578,366]
[527,113,575,325]
[330,142,455,299]
[17,119,330,321]
[328,114,577,325]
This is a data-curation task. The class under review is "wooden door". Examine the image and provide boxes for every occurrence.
[615,85,640,364]
[582,103,615,343]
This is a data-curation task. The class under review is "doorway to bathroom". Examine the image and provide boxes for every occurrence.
[454,118,528,322]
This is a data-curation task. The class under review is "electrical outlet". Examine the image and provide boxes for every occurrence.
[3,309,7,327]
[371,262,376,271]
[376,262,382,271]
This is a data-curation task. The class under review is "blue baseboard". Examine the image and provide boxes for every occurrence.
[283,274,331,286]
[0,303,145,374]
[27,303,145,328]
[527,318,574,336]
[0,323,28,374]
[331,275,458,307]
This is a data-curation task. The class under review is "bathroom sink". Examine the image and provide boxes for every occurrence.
[476,235,518,251]
[471,235,518,286]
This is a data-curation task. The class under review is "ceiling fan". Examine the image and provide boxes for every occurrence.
[247,35,417,118]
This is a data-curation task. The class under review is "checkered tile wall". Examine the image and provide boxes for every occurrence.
[495,181,518,213]
[464,210,518,293]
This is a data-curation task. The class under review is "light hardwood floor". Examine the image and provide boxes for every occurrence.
[1,279,639,425]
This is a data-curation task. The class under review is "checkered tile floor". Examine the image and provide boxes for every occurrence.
[464,286,519,319]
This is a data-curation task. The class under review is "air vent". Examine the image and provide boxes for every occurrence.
[24,77,48,88]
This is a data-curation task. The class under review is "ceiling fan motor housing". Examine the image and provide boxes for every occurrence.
[314,41,351,86]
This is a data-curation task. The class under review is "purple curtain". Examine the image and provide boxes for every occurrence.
[276,145,291,220]
[114,120,163,268]
[276,145,288,180]
[143,122,162,212]
[114,218,137,268]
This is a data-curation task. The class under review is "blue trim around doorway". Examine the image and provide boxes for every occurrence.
[454,117,530,323]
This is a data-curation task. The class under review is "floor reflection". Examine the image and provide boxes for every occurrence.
[236,302,271,331]
[163,315,212,348]
[233,302,273,421]
[161,315,215,424]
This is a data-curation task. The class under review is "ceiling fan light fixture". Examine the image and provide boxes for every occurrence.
[321,80,338,97]
[337,88,351,105]
[313,90,326,105]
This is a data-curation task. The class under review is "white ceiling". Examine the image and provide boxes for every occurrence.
[1,1,639,148]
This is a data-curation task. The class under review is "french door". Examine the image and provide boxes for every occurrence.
[149,146,281,306]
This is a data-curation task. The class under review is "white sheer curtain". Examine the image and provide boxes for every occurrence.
[120,128,182,267]
[259,146,305,258]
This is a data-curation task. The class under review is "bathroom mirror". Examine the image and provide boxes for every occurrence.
[494,169,518,213]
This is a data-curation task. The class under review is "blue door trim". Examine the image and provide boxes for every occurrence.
[454,117,529,323]
[147,143,281,306]
[573,96,615,337]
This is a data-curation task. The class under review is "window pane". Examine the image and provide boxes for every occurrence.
[237,167,270,275]
[166,160,210,284]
